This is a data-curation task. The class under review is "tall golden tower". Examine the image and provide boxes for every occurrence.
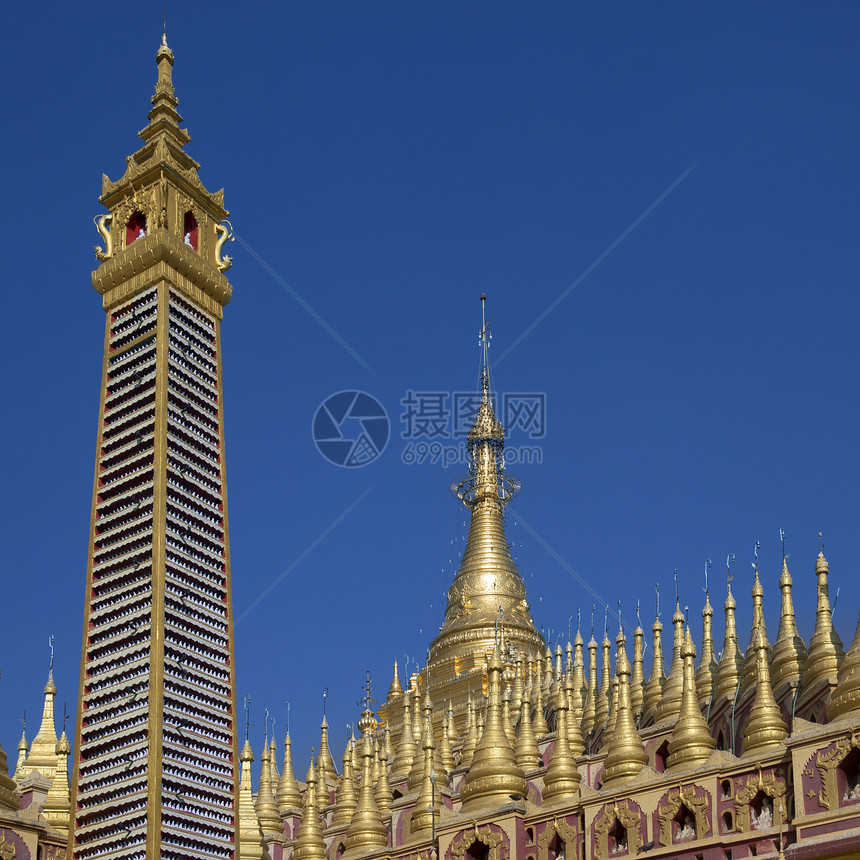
[69,35,238,860]
[381,297,544,736]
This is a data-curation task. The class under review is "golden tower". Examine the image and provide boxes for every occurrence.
[69,35,238,860]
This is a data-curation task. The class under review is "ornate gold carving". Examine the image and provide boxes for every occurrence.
[116,187,156,236]
[733,766,787,832]
[0,832,16,860]
[536,817,578,860]
[815,731,860,810]
[45,848,66,860]
[656,785,710,846]
[94,214,113,261]
[449,822,508,860]
[593,801,641,859]
[215,220,234,272]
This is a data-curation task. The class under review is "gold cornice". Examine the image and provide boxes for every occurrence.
[92,231,231,315]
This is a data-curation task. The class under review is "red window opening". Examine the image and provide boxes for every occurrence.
[183,211,199,251]
[126,211,147,245]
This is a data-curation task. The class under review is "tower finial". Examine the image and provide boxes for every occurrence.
[286,701,290,735]
[727,553,735,589]
[49,635,55,672]
[323,686,328,718]
[780,528,787,562]
[264,708,270,746]
[591,603,595,638]
[753,540,760,577]
[656,582,661,619]
[162,3,167,42]
[704,558,711,599]
[244,694,251,742]
[819,531,824,552]
[674,569,679,607]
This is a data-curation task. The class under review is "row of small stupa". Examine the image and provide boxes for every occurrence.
[0,668,73,835]
[238,543,860,858]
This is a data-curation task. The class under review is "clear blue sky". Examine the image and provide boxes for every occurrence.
[1,4,858,773]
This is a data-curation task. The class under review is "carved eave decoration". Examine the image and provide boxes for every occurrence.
[100,142,227,226]
[92,231,232,316]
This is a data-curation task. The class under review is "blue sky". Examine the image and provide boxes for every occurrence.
[1,4,859,773]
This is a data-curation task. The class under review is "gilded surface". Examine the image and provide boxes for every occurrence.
[448,822,508,860]
[536,817,578,860]
[656,784,710,846]
[593,800,642,859]
[815,731,860,811]
[732,767,787,832]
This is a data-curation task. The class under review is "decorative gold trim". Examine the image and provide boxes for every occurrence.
[449,822,509,860]
[655,784,710,846]
[732,765,787,832]
[536,817,578,860]
[815,731,860,811]
[593,801,641,859]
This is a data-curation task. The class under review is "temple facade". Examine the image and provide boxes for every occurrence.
[2,31,860,860]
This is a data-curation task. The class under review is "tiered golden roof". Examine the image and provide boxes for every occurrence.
[391,685,417,778]
[741,624,788,757]
[237,742,265,860]
[828,607,860,721]
[601,621,647,788]
[640,614,665,726]
[410,709,440,834]
[278,730,303,814]
[427,300,544,695]
[256,742,284,836]
[770,557,808,694]
[21,670,59,780]
[695,588,718,706]
[668,627,715,771]
[654,599,685,724]
[514,687,540,771]
[331,743,358,826]
[343,711,387,855]
[292,757,327,860]
[387,660,403,699]
[460,641,527,811]
[594,628,612,732]
[713,576,744,704]
[571,627,587,724]
[0,740,18,813]
[630,616,646,720]
[541,673,581,804]
[42,732,72,836]
[802,549,844,694]
[740,565,772,697]
[532,659,550,736]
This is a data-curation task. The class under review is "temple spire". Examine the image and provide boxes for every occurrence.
[23,656,60,779]
[714,557,744,704]
[770,549,808,694]
[602,614,648,788]
[630,603,646,720]
[696,560,719,706]
[741,543,773,696]
[641,590,665,727]
[237,742,264,860]
[742,624,788,757]
[292,756,327,860]
[460,641,527,811]
[802,543,845,695]
[430,296,542,680]
[655,577,685,724]
[668,626,715,770]
[278,724,303,815]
